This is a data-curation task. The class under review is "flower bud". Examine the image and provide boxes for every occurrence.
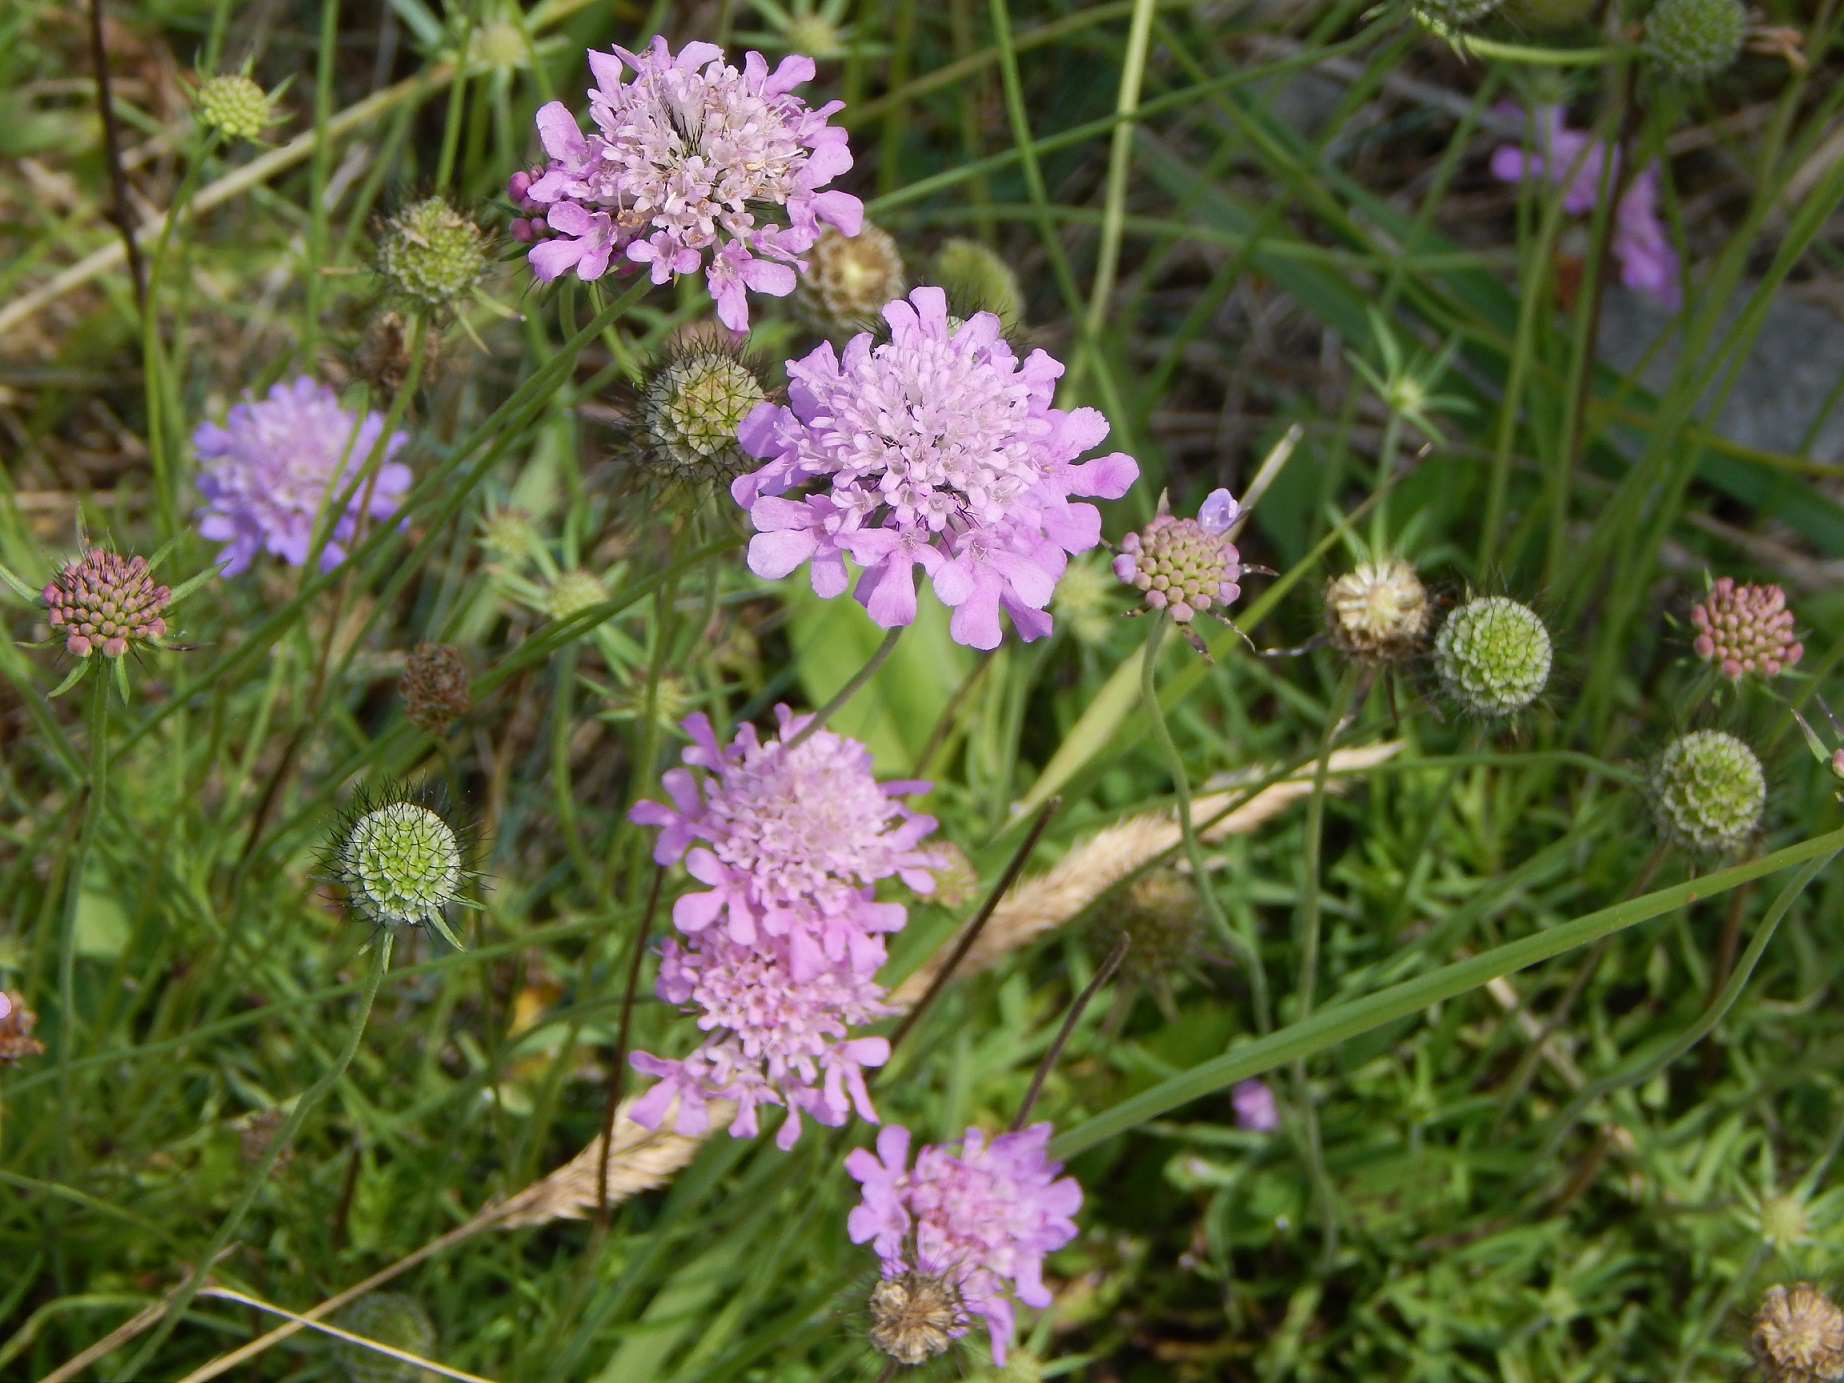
[195,72,276,142]
[639,325,770,488]
[1753,1283,1844,1383]
[1324,557,1431,666]
[335,799,465,930]
[378,197,489,310]
[1761,1193,1810,1249]
[399,643,471,735]
[1644,0,1746,80]
[1113,490,1243,625]
[795,222,905,334]
[1650,729,1764,854]
[1433,596,1551,715]
[469,18,527,70]
[43,549,170,659]
[1691,577,1802,679]
[1052,553,1122,648]
[477,506,539,567]
[334,1292,437,1383]
[934,238,1026,330]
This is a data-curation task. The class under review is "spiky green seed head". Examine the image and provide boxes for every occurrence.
[469,19,528,69]
[1101,869,1210,988]
[1434,596,1552,715]
[1051,553,1121,648]
[1325,557,1431,666]
[641,329,768,486]
[378,198,488,309]
[933,239,1026,330]
[795,222,906,333]
[1644,0,1746,80]
[195,73,275,142]
[542,568,607,622]
[337,802,463,929]
[334,1292,436,1383]
[1651,730,1764,854]
[784,11,849,58]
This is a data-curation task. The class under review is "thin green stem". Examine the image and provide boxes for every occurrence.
[783,626,903,753]
[1139,613,1271,1032]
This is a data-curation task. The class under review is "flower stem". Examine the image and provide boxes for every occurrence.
[1139,612,1272,1032]
[597,864,664,1223]
[783,625,903,753]
[1012,932,1129,1130]
[115,933,395,1379]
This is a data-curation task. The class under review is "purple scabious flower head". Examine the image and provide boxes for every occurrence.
[1112,488,1243,624]
[43,549,170,659]
[629,705,944,978]
[1692,576,1803,679]
[846,1122,1082,1366]
[192,377,411,575]
[733,286,1140,650]
[1232,1078,1279,1132]
[519,37,862,330]
[630,928,892,1149]
[1490,105,1680,308]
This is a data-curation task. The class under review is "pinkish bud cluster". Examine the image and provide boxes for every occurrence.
[1113,489,1242,623]
[43,549,170,658]
[505,167,554,244]
[1691,577,1803,679]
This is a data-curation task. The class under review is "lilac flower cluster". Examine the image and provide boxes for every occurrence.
[1490,105,1679,308]
[733,286,1140,650]
[628,706,943,1147]
[192,377,411,575]
[847,1122,1082,1365]
[514,37,862,330]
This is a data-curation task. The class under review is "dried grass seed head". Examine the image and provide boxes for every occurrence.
[1325,557,1430,665]
[1753,1283,1844,1383]
[1650,728,1765,854]
[355,311,443,397]
[1434,595,1552,716]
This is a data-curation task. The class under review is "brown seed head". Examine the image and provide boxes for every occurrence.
[796,222,906,332]
[0,990,45,1064]
[1754,1283,1844,1383]
[1325,557,1431,665]
[399,642,471,735]
[43,549,170,659]
[868,1270,966,1366]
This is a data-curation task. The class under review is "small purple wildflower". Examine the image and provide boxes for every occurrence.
[733,286,1140,650]
[43,550,170,659]
[1233,1078,1279,1133]
[1113,488,1243,624]
[1692,576,1803,679]
[1490,105,1680,309]
[192,377,411,575]
[847,1122,1082,1366]
[518,37,862,330]
[627,706,943,1146]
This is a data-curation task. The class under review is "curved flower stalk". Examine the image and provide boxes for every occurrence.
[511,37,862,329]
[733,286,1140,649]
[627,706,944,1146]
[848,1122,1081,1366]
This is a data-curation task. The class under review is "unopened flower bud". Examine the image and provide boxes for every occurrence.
[1644,0,1746,80]
[934,238,1026,329]
[1761,1193,1810,1249]
[469,18,527,70]
[335,799,465,930]
[1753,1283,1844,1383]
[1325,557,1430,666]
[378,198,488,310]
[639,325,769,487]
[1691,577,1802,679]
[1650,729,1764,854]
[1434,596,1551,715]
[796,222,905,334]
[868,1271,967,1366]
[43,549,170,659]
[399,643,470,735]
[334,1292,437,1383]
[477,506,539,566]
[195,72,276,142]
[543,568,607,622]
[1052,554,1122,648]
[1113,489,1243,625]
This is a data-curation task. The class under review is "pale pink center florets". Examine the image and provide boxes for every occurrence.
[1691,577,1802,679]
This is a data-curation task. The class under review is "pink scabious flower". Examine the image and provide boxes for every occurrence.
[518,37,862,330]
[847,1122,1082,1366]
[1692,576,1803,678]
[1490,104,1680,309]
[192,377,411,575]
[732,286,1140,650]
[1232,1078,1279,1133]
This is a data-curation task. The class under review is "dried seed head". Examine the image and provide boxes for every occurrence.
[195,72,276,142]
[1644,0,1747,79]
[795,222,906,333]
[334,1292,437,1383]
[378,198,489,310]
[542,568,608,622]
[868,1270,968,1366]
[1753,1283,1844,1383]
[0,990,44,1064]
[1325,558,1431,665]
[1691,577,1802,679]
[1113,490,1243,625]
[43,549,170,659]
[236,1107,294,1172]
[1650,729,1765,854]
[399,643,470,735]
[639,325,769,488]
[355,311,443,397]
[336,800,464,930]
[1433,596,1552,716]
[934,238,1026,330]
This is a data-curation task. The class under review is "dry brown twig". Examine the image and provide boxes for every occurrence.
[153,740,1401,1382]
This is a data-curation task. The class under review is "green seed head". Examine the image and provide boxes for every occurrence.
[1761,1193,1810,1250]
[338,802,463,929]
[195,72,276,142]
[477,505,539,567]
[378,198,488,309]
[796,223,906,333]
[469,19,528,70]
[933,239,1026,330]
[1651,729,1764,854]
[1102,869,1210,989]
[543,568,608,622]
[1434,596,1552,715]
[334,1292,437,1383]
[1644,0,1746,80]
[1051,553,1120,648]
[1413,0,1508,25]
[641,327,768,486]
